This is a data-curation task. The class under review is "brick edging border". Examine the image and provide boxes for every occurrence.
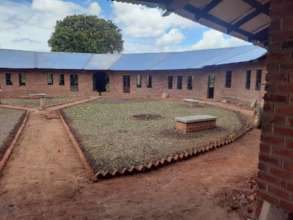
[60,106,253,181]
[94,114,252,180]
[0,110,29,173]
[58,110,96,180]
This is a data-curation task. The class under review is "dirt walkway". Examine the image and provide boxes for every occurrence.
[0,108,260,220]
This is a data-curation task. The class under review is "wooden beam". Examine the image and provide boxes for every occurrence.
[204,0,223,12]
[184,4,254,40]
[242,0,270,15]
[233,2,270,28]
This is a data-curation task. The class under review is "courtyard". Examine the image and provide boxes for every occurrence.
[0,97,259,220]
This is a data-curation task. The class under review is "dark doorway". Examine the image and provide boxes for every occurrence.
[123,75,130,93]
[93,72,108,94]
[70,73,78,92]
[207,74,215,99]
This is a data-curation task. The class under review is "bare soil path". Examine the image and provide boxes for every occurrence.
[0,108,260,220]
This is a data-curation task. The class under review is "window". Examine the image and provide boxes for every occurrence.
[123,75,130,93]
[177,76,183,90]
[70,74,79,92]
[225,71,232,88]
[5,73,12,85]
[59,74,65,86]
[168,76,173,89]
[147,75,152,88]
[18,73,26,86]
[255,69,262,91]
[245,70,251,90]
[136,74,142,88]
[48,73,54,85]
[187,76,193,90]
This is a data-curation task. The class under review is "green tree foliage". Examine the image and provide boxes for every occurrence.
[48,15,123,53]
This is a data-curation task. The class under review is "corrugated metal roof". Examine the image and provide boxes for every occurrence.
[85,54,121,70]
[36,51,92,70]
[111,45,267,71]
[0,49,35,69]
[0,45,266,71]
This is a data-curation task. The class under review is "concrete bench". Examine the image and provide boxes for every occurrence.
[183,98,202,107]
[175,115,217,133]
[183,98,200,103]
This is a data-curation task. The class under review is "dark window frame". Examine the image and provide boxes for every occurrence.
[18,73,26,86]
[70,73,79,92]
[136,74,142,88]
[5,73,12,86]
[245,70,251,90]
[177,76,183,90]
[225,71,232,88]
[48,73,54,85]
[59,74,65,86]
[187,76,193,90]
[168,76,173,89]
[146,75,152,88]
[255,69,262,91]
[123,75,130,93]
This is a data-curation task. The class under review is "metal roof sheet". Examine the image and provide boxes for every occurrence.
[110,52,169,71]
[85,54,121,70]
[111,45,266,71]
[0,49,35,69]
[0,45,266,71]
[36,51,92,70]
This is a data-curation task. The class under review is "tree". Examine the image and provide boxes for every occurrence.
[48,15,123,53]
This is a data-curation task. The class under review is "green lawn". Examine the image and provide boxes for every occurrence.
[0,108,25,159]
[63,99,247,173]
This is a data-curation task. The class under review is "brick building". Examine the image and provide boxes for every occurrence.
[0,46,266,106]
[116,0,293,218]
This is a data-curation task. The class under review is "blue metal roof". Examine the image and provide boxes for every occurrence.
[111,45,266,71]
[0,45,266,71]
[0,49,35,69]
[85,54,121,70]
[36,51,92,70]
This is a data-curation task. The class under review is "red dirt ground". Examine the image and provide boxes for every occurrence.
[0,107,259,220]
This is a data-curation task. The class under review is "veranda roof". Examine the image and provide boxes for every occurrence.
[113,0,270,47]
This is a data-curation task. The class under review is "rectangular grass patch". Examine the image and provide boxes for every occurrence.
[63,99,245,174]
[0,108,25,160]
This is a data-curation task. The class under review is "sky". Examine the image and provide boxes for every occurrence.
[0,0,250,53]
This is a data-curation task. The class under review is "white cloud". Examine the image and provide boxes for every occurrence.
[31,0,80,15]
[112,2,201,38]
[156,29,184,48]
[192,29,249,50]
[87,2,102,15]
[0,0,102,51]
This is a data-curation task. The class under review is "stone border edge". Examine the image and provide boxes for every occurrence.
[0,110,29,173]
[59,110,96,180]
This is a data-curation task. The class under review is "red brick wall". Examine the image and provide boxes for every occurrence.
[0,70,97,97]
[257,0,293,213]
[109,62,266,106]
[0,62,266,107]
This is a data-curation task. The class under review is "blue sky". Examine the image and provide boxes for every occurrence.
[0,0,248,53]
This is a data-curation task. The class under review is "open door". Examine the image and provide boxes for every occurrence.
[93,72,108,94]
[123,75,130,93]
[207,74,215,99]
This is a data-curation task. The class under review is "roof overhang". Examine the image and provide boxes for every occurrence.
[113,0,271,47]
